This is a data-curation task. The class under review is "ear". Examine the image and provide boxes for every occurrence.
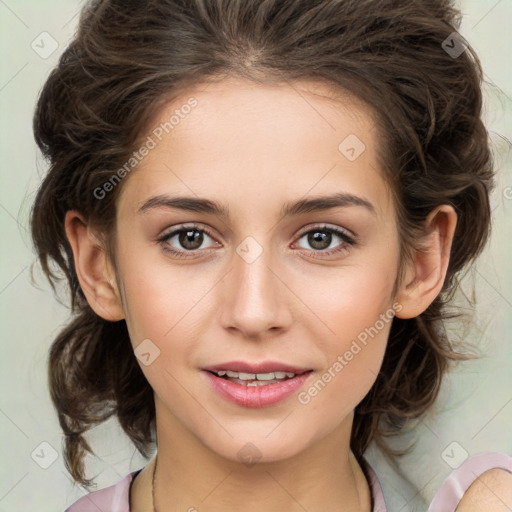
[394,205,457,319]
[64,210,125,321]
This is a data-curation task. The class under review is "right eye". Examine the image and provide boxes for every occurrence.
[157,224,221,258]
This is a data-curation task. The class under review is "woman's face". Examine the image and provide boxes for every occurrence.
[113,76,402,463]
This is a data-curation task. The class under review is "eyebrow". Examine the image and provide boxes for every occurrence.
[137,192,376,218]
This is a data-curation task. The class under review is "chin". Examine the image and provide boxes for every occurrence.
[202,427,316,466]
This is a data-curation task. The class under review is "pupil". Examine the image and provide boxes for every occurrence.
[180,229,203,250]
[309,231,331,250]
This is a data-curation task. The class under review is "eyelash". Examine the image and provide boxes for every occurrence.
[156,223,356,260]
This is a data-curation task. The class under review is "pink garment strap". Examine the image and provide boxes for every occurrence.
[65,471,134,512]
[427,451,512,511]
[111,472,133,512]
[365,460,387,511]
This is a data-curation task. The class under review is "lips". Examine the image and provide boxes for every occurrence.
[201,360,314,407]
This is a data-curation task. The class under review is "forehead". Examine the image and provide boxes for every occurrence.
[117,77,393,219]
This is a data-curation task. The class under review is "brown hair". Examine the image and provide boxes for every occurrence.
[31,0,493,487]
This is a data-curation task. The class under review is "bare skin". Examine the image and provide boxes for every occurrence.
[65,76,457,511]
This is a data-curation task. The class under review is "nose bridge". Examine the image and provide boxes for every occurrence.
[220,235,291,337]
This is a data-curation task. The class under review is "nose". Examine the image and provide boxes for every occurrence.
[219,241,293,339]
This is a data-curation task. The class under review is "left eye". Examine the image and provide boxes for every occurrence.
[295,226,355,253]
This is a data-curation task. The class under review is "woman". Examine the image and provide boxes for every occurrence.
[30,0,512,510]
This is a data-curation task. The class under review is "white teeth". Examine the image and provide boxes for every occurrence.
[215,370,297,380]
[255,372,275,381]
[238,372,256,380]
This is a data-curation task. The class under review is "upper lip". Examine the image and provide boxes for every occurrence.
[202,361,312,375]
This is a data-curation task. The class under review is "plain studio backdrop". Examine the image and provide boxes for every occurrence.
[0,1,510,511]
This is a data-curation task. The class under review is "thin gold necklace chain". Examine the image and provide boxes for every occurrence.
[152,455,158,512]
[151,453,371,511]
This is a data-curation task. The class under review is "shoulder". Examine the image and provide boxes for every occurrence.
[428,451,512,512]
[456,468,512,512]
[64,469,142,512]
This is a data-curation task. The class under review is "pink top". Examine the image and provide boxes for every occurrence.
[64,451,512,512]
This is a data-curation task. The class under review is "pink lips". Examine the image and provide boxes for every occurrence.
[202,360,313,408]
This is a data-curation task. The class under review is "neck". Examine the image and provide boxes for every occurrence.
[132,402,371,512]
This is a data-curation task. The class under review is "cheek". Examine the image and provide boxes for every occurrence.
[118,245,215,343]
[302,255,398,346]
[118,263,210,398]
[296,254,397,405]
[299,321,391,420]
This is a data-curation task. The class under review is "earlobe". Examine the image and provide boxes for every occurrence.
[64,210,125,321]
[394,205,457,319]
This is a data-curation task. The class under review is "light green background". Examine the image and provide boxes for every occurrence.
[0,1,510,510]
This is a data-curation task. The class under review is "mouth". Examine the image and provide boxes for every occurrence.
[201,361,314,407]
[202,360,313,386]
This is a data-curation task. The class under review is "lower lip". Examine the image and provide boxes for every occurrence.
[203,370,312,408]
